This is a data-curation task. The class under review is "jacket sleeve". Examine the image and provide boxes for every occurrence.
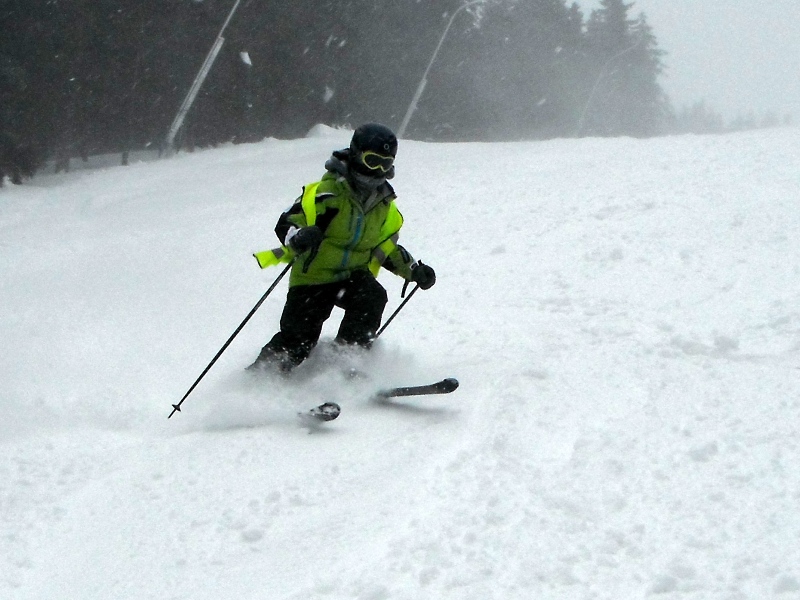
[382,244,416,280]
[253,195,307,270]
[274,198,308,245]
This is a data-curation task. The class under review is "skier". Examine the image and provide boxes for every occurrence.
[248,123,436,373]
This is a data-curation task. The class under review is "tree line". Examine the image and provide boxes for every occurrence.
[2,0,677,182]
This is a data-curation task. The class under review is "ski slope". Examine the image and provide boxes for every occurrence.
[2,126,799,599]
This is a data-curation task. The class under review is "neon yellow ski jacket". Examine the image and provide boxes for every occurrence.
[254,163,416,288]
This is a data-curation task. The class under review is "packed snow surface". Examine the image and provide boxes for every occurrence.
[2,128,799,599]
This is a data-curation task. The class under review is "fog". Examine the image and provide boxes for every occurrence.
[2,0,796,178]
[581,0,800,119]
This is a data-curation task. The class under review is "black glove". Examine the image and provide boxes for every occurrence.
[410,262,436,290]
[288,226,323,253]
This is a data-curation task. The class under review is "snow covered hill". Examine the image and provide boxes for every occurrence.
[2,127,799,599]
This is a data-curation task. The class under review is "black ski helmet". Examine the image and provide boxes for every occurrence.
[349,123,397,177]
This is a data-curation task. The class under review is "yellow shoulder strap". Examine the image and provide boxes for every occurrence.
[369,201,404,276]
[300,182,321,226]
[381,201,403,238]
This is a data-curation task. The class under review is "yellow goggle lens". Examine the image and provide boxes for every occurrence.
[359,151,394,172]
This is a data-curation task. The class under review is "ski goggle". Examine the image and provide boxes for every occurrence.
[358,150,394,173]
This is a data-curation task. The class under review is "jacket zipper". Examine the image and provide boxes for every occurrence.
[340,203,364,269]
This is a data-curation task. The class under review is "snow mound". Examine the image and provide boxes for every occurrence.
[305,123,352,139]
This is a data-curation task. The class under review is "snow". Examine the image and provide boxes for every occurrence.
[2,127,800,599]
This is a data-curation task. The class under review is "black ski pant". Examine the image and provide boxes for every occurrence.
[258,269,388,368]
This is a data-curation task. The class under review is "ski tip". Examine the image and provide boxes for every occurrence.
[317,402,341,421]
[300,402,341,423]
[440,378,459,393]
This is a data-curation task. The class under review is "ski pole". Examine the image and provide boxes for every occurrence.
[375,283,420,340]
[169,260,293,418]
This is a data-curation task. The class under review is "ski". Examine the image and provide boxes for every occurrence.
[300,401,341,422]
[376,377,459,399]
[298,378,459,423]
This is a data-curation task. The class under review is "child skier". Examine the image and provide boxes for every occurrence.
[249,123,436,372]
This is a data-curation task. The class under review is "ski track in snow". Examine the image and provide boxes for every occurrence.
[2,128,800,599]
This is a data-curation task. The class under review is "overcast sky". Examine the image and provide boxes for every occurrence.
[580,0,800,120]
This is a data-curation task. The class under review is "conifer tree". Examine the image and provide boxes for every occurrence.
[581,0,667,136]
[1,0,679,170]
